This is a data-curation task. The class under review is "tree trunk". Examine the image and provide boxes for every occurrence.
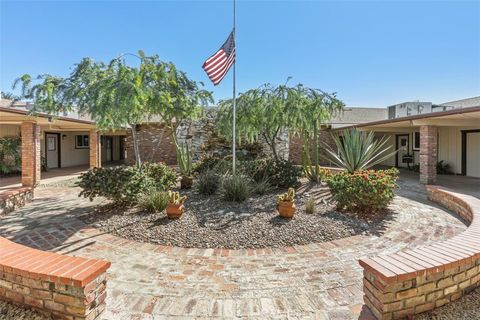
[313,122,319,179]
[130,124,141,167]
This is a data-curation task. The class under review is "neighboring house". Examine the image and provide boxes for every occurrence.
[337,96,480,183]
[0,99,127,187]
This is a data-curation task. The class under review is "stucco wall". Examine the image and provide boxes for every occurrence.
[0,124,20,136]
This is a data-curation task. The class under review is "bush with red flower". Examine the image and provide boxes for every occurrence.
[325,168,399,213]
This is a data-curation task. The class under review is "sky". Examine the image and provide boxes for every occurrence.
[1,0,479,107]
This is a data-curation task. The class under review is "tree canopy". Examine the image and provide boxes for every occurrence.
[13,51,213,166]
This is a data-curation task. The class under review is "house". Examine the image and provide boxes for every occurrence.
[0,100,127,187]
[337,96,480,182]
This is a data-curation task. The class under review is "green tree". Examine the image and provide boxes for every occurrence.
[289,87,344,182]
[217,82,303,161]
[13,51,212,167]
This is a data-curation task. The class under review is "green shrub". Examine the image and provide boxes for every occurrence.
[253,158,301,188]
[78,163,177,204]
[436,160,452,175]
[196,169,220,195]
[138,191,169,212]
[0,136,21,175]
[251,175,272,195]
[221,174,251,202]
[325,168,399,213]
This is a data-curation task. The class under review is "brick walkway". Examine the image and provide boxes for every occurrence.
[0,179,467,319]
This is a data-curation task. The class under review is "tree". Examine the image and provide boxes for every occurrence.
[217,83,302,161]
[289,87,344,182]
[13,51,212,167]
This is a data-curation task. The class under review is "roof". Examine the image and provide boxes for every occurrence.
[439,96,480,109]
[329,107,387,128]
[333,106,480,131]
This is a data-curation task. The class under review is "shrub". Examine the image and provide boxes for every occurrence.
[246,158,301,188]
[251,176,272,195]
[78,163,177,204]
[221,174,251,202]
[305,197,315,214]
[325,168,399,213]
[196,169,220,195]
[138,191,169,212]
[436,160,452,175]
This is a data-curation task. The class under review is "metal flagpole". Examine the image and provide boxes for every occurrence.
[232,0,237,175]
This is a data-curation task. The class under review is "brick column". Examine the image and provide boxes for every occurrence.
[89,130,101,168]
[21,121,41,187]
[419,125,437,184]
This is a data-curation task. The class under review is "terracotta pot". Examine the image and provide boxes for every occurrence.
[277,201,295,218]
[166,204,185,219]
[180,176,193,189]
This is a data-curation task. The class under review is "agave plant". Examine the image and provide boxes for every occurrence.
[324,129,397,173]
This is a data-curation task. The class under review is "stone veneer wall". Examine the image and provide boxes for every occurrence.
[0,187,33,215]
[126,108,290,165]
[360,186,480,320]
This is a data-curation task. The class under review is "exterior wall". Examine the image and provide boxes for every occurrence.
[0,124,20,136]
[289,130,337,165]
[126,124,177,165]
[378,127,479,175]
[60,131,90,167]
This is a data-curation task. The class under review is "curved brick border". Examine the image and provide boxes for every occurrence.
[0,236,111,319]
[0,187,33,215]
[359,185,480,319]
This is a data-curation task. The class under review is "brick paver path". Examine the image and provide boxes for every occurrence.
[0,179,466,319]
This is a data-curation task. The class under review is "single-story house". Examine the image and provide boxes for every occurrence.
[336,97,480,183]
[0,100,127,187]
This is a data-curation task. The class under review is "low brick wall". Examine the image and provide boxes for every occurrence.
[0,236,110,319]
[0,187,33,215]
[359,185,480,319]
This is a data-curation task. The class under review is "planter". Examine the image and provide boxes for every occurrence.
[277,201,295,218]
[166,204,185,219]
[180,176,193,189]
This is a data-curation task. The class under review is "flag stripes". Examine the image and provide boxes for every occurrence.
[202,31,235,86]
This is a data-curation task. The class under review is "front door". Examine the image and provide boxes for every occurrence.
[45,133,59,169]
[105,137,113,162]
[396,135,409,168]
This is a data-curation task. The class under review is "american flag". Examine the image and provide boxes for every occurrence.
[202,31,236,86]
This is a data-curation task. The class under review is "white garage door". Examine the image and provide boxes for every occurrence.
[466,132,480,178]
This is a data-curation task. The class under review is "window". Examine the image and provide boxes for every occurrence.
[413,132,420,150]
[75,135,89,148]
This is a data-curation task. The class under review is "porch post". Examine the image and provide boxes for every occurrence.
[21,121,41,187]
[89,130,101,169]
[419,125,437,184]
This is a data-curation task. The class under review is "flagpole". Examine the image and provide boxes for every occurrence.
[232,0,237,175]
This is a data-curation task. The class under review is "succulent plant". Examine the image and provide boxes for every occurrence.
[277,188,295,203]
[168,191,187,205]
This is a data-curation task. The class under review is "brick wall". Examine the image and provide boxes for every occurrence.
[419,125,437,184]
[21,122,40,187]
[289,130,337,165]
[359,186,480,319]
[0,237,110,320]
[0,187,33,215]
[125,124,177,165]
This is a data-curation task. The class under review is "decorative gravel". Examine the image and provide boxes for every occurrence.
[80,180,391,249]
[0,301,47,320]
[416,288,480,320]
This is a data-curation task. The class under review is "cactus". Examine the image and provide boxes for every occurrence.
[168,191,187,205]
[277,188,295,203]
[176,143,192,177]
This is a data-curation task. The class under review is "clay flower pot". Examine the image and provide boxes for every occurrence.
[180,176,193,189]
[166,204,185,219]
[277,201,296,218]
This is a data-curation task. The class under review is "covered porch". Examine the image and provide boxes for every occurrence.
[353,106,480,184]
[0,106,127,188]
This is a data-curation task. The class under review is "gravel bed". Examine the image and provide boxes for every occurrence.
[0,300,47,320]
[80,180,391,249]
[416,287,480,319]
